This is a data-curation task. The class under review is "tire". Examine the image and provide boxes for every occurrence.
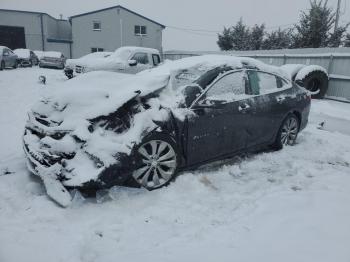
[272,113,300,150]
[13,60,18,69]
[0,61,4,70]
[299,70,328,99]
[131,133,180,190]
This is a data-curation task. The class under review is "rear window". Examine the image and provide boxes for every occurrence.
[247,71,281,95]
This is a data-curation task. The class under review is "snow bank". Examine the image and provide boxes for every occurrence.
[14,49,31,59]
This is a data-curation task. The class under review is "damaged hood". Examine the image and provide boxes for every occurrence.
[30,71,170,133]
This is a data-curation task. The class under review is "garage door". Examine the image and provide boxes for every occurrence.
[0,25,26,49]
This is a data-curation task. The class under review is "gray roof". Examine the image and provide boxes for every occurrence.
[69,5,165,29]
[0,8,67,21]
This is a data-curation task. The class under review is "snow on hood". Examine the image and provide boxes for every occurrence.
[31,70,170,131]
[65,52,112,68]
[14,49,31,59]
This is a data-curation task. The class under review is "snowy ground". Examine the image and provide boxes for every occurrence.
[1,67,350,262]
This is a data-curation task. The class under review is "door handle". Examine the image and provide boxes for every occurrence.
[276,96,285,103]
[238,103,251,112]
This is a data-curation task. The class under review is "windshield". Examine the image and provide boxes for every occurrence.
[110,49,132,61]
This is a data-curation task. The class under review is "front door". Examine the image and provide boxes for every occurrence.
[186,70,252,165]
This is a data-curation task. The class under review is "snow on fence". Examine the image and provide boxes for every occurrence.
[163,48,350,101]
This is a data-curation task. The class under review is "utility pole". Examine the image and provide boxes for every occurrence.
[334,0,341,33]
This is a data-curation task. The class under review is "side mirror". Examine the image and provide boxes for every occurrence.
[128,59,137,67]
[182,85,203,108]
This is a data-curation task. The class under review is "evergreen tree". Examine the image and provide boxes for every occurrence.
[262,28,293,50]
[293,0,335,48]
[249,24,266,50]
[327,25,349,47]
[231,19,251,50]
[217,27,234,51]
[345,34,350,47]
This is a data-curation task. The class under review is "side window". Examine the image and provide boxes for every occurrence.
[152,54,161,66]
[206,71,245,101]
[93,21,101,31]
[134,25,147,36]
[91,48,104,53]
[247,71,280,95]
[131,52,149,65]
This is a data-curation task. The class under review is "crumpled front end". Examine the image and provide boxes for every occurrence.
[23,111,109,189]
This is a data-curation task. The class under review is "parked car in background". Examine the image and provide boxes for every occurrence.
[23,55,310,206]
[33,51,45,61]
[39,51,66,69]
[73,46,161,76]
[14,49,39,67]
[64,51,112,79]
[0,46,18,70]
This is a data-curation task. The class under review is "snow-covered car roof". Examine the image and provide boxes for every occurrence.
[14,48,31,59]
[0,46,7,51]
[109,46,160,60]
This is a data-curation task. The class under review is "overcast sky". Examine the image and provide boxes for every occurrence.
[1,0,349,51]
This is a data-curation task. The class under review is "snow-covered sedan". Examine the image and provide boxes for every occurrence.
[39,51,66,69]
[23,55,311,206]
[72,46,162,76]
[14,48,39,67]
[64,52,112,79]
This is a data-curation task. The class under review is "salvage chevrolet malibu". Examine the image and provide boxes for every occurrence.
[23,55,311,206]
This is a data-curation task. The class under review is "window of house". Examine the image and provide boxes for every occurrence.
[152,54,161,66]
[93,21,101,31]
[91,48,104,53]
[134,25,147,36]
[131,52,149,64]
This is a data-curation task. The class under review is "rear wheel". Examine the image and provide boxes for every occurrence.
[272,114,300,150]
[132,136,179,190]
[0,61,4,70]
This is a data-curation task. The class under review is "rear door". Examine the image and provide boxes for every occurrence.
[246,70,294,147]
[186,70,253,165]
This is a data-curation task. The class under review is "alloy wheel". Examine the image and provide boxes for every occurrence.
[280,117,299,145]
[133,140,177,189]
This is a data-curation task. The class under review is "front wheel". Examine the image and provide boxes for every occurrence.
[272,114,300,150]
[13,60,18,69]
[132,136,179,190]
